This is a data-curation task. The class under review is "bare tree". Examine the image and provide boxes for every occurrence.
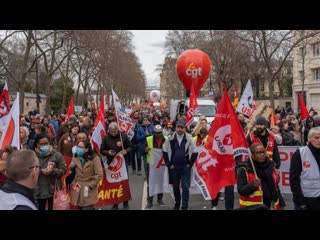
[0,30,47,113]
[32,30,77,113]
[237,30,320,108]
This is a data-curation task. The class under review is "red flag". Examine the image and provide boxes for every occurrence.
[94,95,105,127]
[91,105,106,153]
[0,93,20,149]
[65,96,74,123]
[270,111,276,128]
[298,93,310,122]
[0,81,11,127]
[186,83,198,128]
[194,86,249,200]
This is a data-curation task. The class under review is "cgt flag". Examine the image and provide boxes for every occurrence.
[186,82,198,128]
[194,86,249,200]
[96,152,131,206]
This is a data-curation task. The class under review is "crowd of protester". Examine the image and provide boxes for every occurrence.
[1,101,320,210]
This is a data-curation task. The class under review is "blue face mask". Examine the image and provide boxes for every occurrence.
[76,147,84,157]
[39,145,50,157]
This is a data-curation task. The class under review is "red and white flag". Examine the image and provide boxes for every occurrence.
[186,82,198,128]
[96,152,131,206]
[0,93,20,150]
[112,89,134,138]
[298,92,310,122]
[91,103,106,154]
[0,81,11,127]
[94,95,106,127]
[194,86,249,200]
[64,96,74,123]
[236,79,255,117]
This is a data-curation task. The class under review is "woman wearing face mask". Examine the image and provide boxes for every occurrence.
[69,140,103,210]
[33,134,66,210]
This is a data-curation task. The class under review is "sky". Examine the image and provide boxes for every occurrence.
[131,30,168,87]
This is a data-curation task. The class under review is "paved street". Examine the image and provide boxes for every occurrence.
[97,167,294,210]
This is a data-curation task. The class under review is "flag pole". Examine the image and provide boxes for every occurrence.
[247,151,258,179]
[116,115,125,152]
[112,90,125,152]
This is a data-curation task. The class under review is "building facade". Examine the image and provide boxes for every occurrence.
[9,92,47,115]
[293,32,320,112]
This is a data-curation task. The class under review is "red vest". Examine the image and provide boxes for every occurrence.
[239,170,263,208]
[239,167,281,210]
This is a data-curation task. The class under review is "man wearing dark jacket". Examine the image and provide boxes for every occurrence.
[163,119,198,210]
[0,150,39,210]
[290,127,320,210]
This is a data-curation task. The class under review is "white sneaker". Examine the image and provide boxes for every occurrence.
[212,206,217,210]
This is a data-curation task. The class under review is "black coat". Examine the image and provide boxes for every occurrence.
[100,132,132,164]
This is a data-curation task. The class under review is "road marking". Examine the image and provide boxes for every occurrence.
[141,179,148,210]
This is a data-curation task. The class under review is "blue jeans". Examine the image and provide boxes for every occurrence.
[136,149,145,172]
[130,145,140,171]
[171,166,191,209]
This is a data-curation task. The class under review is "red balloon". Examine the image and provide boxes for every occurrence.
[176,49,211,95]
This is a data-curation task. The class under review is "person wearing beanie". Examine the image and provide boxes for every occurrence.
[246,115,285,209]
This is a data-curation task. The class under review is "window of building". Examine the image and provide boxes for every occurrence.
[287,67,292,75]
[260,80,264,91]
[313,68,320,81]
[313,43,320,56]
[299,47,306,57]
[299,70,305,81]
[26,102,29,107]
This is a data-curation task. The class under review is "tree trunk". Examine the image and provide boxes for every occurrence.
[45,75,53,114]
[268,76,275,109]
[20,30,33,114]
[61,55,70,112]
[75,78,81,105]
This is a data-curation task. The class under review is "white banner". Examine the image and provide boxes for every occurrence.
[102,153,128,183]
[278,146,299,194]
[149,149,167,196]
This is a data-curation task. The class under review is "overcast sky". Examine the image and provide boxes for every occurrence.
[131,30,168,87]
